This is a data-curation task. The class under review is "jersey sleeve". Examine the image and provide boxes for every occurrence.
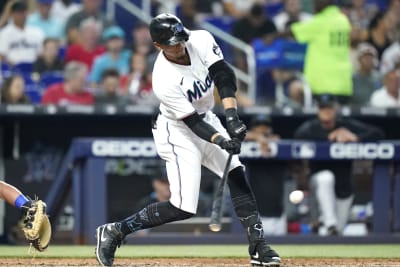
[291,18,318,43]
[197,30,224,68]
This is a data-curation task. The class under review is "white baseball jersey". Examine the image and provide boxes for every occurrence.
[152,30,241,213]
[0,23,44,64]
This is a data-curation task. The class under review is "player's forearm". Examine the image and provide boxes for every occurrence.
[182,112,219,143]
[221,97,237,110]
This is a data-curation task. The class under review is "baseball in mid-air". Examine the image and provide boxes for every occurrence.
[289,190,304,204]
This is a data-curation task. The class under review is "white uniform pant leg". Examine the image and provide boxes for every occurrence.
[335,195,354,232]
[310,170,337,228]
[152,115,202,214]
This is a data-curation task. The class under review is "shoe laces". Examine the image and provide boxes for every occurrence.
[109,225,124,250]
[111,236,122,250]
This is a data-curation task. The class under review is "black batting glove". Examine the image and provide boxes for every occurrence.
[225,108,247,141]
[214,135,241,155]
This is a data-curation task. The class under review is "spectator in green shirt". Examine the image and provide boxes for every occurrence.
[290,0,353,104]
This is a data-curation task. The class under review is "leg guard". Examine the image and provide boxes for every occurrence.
[227,166,259,223]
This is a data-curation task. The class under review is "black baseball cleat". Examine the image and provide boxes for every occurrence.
[247,223,281,266]
[95,223,124,266]
[250,240,281,266]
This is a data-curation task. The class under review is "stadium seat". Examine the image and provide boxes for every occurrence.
[264,2,284,17]
[13,62,33,74]
[252,38,306,70]
[40,71,64,88]
[58,46,67,59]
[22,74,43,104]
[0,62,11,78]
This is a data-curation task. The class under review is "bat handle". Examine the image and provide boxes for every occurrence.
[208,153,233,232]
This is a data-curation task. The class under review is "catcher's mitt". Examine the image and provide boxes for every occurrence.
[21,199,52,252]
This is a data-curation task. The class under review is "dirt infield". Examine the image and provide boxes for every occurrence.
[2,258,400,267]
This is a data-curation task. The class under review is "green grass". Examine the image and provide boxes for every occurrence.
[0,245,399,259]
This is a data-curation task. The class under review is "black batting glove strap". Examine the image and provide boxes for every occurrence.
[225,108,247,141]
[214,135,241,155]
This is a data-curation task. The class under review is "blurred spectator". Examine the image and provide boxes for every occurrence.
[386,0,400,40]
[88,26,131,85]
[0,1,45,66]
[345,0,378,44]
[123,52,152,97]
[366,11,394,60]
[294,94,384,235]
[231,3,277,44]
[130,23,155,56]
[33,38,64,74]
[195,0,224,17]
[130,22,158,74]
[50,0,82,28]
[0,74,30,104]
[273,0,312,32]
[94,68,130,105]
[127,52,158,106]
[222,0,266,19]
[370,68,400,107]
[289,0,352,103]
[273,69,306,108]
[27,0,64,40]
[0,0,13,29]
[65,0,113,44]
[245,115,287,235]
[41,61,94,105]
[380,35,400,75]
[65,17,106,70]
[178,0,197,30]
[351,43,382,106]
[231,2,277,91]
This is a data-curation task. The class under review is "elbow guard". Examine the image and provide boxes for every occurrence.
[209,60,237,99]
[182,113,218,142]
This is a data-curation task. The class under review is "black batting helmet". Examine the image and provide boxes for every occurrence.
[149,13,190,46]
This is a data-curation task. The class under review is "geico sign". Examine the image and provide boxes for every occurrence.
[330,143,394,159]
[92,140,157,157]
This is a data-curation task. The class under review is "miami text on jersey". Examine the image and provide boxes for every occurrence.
[186,74,213,102]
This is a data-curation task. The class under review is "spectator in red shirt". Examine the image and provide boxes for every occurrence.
[42,61,94,105]
[65,17,105,70]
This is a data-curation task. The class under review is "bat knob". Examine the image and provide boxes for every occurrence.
[209,223,222,232]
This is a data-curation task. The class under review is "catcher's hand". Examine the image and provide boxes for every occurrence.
[21,199,52,252]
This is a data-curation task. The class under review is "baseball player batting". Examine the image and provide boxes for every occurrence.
[95,13,281,267]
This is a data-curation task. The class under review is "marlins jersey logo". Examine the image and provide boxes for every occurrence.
[186,75,213,103]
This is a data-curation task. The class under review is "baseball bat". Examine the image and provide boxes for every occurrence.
[209,153,233,232]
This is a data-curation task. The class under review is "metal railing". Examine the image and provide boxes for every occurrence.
[106,0,257,102]
[199,21,256,101]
